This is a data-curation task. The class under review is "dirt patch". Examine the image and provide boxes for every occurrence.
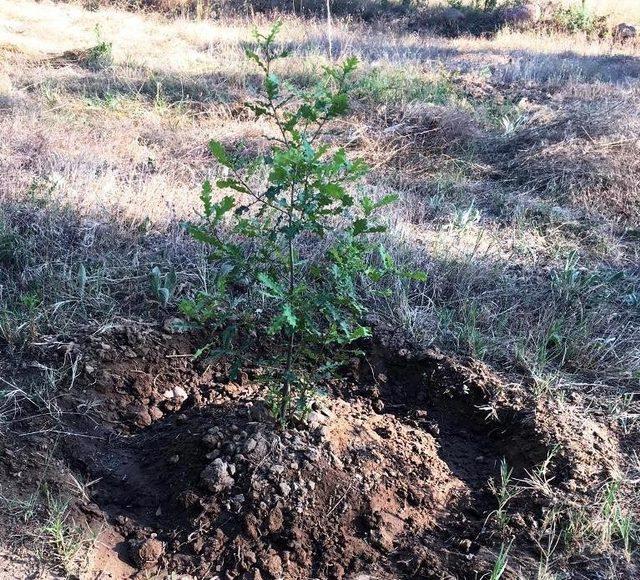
[0,324,630,578]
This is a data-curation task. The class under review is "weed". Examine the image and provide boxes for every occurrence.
[86,25,113,70]
[150,266,178,307]
[449,201,481,231]
[0,222,17,266]
[452,300,488,359]
[486,541,511,580]
[552,1,605,36]
[0,489,41,523]
[357,67,460,106]
[518,445,559,499]
[551,250,597,302]
[599,480,636,555]
[41,490,96,577]
[535,508,563,580]
[487,458,518,529]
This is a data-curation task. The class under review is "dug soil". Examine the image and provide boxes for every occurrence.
[0,323,631,579]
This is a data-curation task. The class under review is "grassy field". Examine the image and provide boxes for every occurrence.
[1,0,639,577]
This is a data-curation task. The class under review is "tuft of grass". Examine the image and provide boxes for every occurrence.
[487,541,511,580]
[40,491,95,576]
[487,458,518,529]
[85,25,113,70]
[356,67,461,106]
[599,480,636,556]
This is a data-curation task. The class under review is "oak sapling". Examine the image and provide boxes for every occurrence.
[182,23,420,425]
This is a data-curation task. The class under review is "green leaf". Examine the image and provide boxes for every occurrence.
[348,325,370,341]
[201,180,213,218]
[343,56,359,74]
[186,225,219,246]
[215,196,236,220]
[328,92,348,117]
[405,269,428,282]
[77,263,87,293]
[208,140,233,168]
[265,73,280,100]
[150,266,161,289]
[361,196,375,216]
[282,303,298,328]
[165,269,177,292]
[217,178,250,194]
[352,218,368,236]
[375,193,399,209]
[193,343,212,360]
[158,287,170,306]
[257,272,284,298]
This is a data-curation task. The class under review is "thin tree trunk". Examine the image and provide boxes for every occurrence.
[326,0,333,61]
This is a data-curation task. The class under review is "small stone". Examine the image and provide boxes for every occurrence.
[134,408,152,428]
[279,482,291,496]
[168,454,180,464]
[201,458,235,493]
[173,386,188,402]
[268,507,284,533]
[191,537,204,554]
[130,538,164,569]
[149,406,163,421]
[307,410,326,429]
[261,552,283,578]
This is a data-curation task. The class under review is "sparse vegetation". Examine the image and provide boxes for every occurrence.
[488,458,517,529]
[85,24,113,70]
[0,0,638,578]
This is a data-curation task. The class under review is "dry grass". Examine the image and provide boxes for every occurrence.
[560,0,640,21]
[0,0,639,574]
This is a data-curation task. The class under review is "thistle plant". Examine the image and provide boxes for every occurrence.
[182,23,417,425]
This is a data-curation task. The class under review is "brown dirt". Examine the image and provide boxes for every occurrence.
[0,323,632,579]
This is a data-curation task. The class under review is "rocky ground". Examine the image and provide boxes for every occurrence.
[0,322,633,578]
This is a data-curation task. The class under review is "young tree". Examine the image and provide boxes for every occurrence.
[182,23,414,425]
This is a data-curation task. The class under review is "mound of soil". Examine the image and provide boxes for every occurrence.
[0,323,628,578]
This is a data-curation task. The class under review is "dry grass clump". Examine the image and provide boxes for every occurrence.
[383,103,484,155]
[0,198,204,347]
[492,100,640,222]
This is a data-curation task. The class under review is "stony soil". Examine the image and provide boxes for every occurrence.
[0,323,633,579]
